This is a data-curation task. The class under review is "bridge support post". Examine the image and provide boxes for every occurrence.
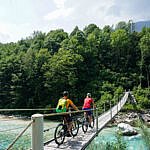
[120,98,121,108]
[96,108,98,136]
[117,95,118,113]
[103,102,105,112]
[31,114,44,150]
[110,101,112,119]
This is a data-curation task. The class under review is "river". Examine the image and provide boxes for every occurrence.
[0,115,149,150]
[0,115,58,150]
[87,127,150,150]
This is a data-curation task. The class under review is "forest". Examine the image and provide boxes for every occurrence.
[0,21,150,111]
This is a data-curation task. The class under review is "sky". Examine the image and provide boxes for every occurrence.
[0,0,150,43]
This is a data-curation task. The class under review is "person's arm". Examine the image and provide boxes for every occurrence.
[71,103,79,111]
[92,98,96,109]
[69,99,79,111]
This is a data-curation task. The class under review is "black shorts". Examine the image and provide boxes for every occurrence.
[83,108,92,116]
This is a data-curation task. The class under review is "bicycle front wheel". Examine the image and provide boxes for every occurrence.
[54,123,65,145]
[71,119,79,136]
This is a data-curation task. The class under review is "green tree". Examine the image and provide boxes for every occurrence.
[110,29,130,72]
[44,48,83,106]
[115,21,130,32]
[44,29,68,54]
[139,32,150,88]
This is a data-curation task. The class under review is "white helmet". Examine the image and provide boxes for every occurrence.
[87,93,91,97]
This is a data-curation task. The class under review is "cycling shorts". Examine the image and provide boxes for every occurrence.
[63,114,72,122]
[83,108,92,116]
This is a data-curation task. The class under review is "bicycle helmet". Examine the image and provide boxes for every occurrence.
[63,91,69,96]
[87,93,91,97]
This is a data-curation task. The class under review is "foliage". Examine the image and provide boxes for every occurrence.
[133,87,150,109]
[0,21,150,110]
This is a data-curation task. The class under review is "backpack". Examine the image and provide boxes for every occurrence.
[56,98,67,113]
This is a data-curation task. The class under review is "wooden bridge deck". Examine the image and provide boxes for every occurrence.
[44,92,129,150]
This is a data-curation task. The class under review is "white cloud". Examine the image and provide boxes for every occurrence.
[0,22,12,43]
[44,7,74,21]
[0,22,35,43]
[0,32,10,43]
[44,0,74,21]
[53,0,67,9]
[0,0,150,43]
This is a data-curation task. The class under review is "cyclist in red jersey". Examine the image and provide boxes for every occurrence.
[82,93,95,127]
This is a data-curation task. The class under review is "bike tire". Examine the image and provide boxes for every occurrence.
[82,118,88,133]
[54,123,65,145]
[71,119,79,136]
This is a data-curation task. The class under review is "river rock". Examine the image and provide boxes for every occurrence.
[117,123,138,136]
[140,114,150,122]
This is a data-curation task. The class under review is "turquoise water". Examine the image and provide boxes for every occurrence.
[0,116,149,150]
[0,116,58,150]
[87,127,150,150]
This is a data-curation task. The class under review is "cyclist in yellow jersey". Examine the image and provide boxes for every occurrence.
[62,91,79,137]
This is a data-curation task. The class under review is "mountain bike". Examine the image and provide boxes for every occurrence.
[54,116,79,145]
[82,111,95,133]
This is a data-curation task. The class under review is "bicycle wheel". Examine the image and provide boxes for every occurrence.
[54,123,66,145]
[91,115,95,128]
[82,118,88,133]
[71,119,79,136]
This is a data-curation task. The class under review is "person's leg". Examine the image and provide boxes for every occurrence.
[66,115,72,137]
[83,108,89,125]
[88,110,93,127]
[68,122,72,131]
[83,108,88,119]
[88,114,92,124]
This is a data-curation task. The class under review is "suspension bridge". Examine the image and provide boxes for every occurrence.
[0,91,136,150]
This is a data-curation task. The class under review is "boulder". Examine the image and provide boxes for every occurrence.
[140,114,150,122]
[117,123,138,136]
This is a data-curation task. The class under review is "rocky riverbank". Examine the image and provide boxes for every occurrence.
[109,110,150,127]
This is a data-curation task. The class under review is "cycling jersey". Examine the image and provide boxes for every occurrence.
[82,97,94,108]
[66,99,73,109]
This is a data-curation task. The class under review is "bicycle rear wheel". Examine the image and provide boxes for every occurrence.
[82,118,88,133]
[54,123,66,145]
[71,119,79,136]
